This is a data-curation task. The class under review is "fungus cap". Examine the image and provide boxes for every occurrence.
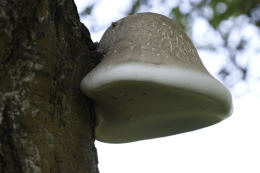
[81,12,233,143]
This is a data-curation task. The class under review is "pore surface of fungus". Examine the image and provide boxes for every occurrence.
[81,12,233,143]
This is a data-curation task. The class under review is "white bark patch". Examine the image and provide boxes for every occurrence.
[23,74,35,82]
[44,128,54,148]
[21,100,30,111]
[23,141,41,173]
[34,63,43,70]
[31,109,40,117]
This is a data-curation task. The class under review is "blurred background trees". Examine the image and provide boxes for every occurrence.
[79,0,260,96]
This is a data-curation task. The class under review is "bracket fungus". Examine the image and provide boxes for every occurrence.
[81,12,233,143]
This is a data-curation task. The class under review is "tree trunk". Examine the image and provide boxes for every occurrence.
[0,0,99,172]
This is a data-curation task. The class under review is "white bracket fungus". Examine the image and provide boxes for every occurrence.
[81,12,233,143]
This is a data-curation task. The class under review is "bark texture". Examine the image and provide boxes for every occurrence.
[0,0,100,172]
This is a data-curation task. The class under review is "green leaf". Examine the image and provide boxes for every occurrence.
[81,5,94,16]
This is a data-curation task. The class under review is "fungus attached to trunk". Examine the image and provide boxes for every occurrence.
[81,12,233,143]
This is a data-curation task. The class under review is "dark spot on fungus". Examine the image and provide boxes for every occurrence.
[112,22,118,27]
